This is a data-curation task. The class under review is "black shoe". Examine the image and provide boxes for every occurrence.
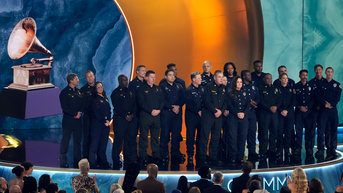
[325,151,336,161]
[315,150,324,162]
[186,156,194,168]
[60,162,69,168]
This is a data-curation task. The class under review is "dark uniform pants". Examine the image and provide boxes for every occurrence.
[294,110,314,150]
[226,114,248,160]
[317,108,338,151]
[185,111,201,157]
[82,113,91,159]
[199,109,222,162]
[257,111,278,154]
[60,114,82,164]
[139,112,161,159]
[160,110,182,157]
[112,114,137,163]
[277,112,294,153]
[247,110,257,154]
[89,121,110,167]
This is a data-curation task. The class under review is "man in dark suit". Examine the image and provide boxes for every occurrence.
[137,164,166,193]
[204,171,230,193]
[190,165,213,193]
[231,161,253,193]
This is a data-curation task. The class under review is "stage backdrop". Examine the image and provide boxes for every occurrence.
[1,0,343,133]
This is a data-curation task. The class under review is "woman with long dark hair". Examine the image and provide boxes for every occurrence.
[223,62,237,87]
[38,174,52,193]
[226,76,250,164]
[89,81,111,169]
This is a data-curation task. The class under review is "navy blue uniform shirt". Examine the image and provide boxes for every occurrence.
[227,89,250,115]
[309,77,325,107]
[80,84,96,114]
[294,81,314,110]
[251,71,266,88]
[128,76,146,97]
[243,82,260,110]
[137,83,165,113]
[203,81,227,114]
[258,84,282,112]
[201,72,214,87]
[317,79,342,108]
[111,86,136,119]
[60,85,84,117]
[159,81,185,110]
[278,84,295,113]
[91,94,111,124]
[185,84,205,114]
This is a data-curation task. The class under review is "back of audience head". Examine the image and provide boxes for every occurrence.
[12,166,24,178]
[58,190,66,193]
[291,167,308,193]
[76,188,88,193]
[113,189,124,193]
[242,161,253,175]
[198,165,211,179]
[22,176,37,193]
[246,175,262,189]
[308,178,324,193]
[249,180,261,193]
[280,186,291,193]
[188,187,200,193]
[110,183,122,193]
[21,161,34,176]
[212,171,223,185]
[9,185,21,193]
[78,159,90,173]
[147,164,158,178]
[45,183,58,193]
[177,176,188,193]
[38,174,52,192]
[131,190,142,193]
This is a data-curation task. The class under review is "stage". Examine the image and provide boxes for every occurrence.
[0,128,342,193]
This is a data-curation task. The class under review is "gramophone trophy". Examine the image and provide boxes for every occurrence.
[0,17,62,119]
[7,17,55,90]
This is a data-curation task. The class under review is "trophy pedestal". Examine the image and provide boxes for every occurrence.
[9,64,55,91]
[0,87,62,119]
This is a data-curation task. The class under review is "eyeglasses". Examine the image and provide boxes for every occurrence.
[96,86,103,89]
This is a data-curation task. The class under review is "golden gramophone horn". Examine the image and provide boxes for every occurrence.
[7,17,54,67]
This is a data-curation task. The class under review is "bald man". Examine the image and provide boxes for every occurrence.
[137,164,166,193]
[9,185,20,193]
[0,177,7,193]
[201,61,214,86]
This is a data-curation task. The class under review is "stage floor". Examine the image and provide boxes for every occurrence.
[0,128,343,171]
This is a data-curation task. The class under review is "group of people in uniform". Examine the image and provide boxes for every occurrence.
[58,60,342,170]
